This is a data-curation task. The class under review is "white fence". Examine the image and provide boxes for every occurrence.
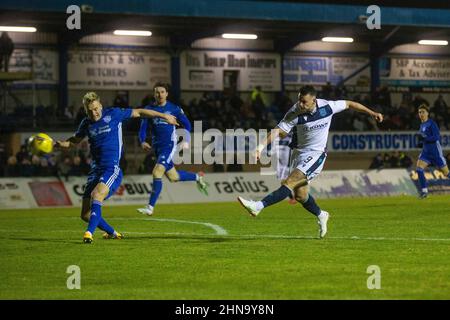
[0,169,419,210]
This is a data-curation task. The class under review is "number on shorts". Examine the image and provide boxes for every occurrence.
[304,156,313,163]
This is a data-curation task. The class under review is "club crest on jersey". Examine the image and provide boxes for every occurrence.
[319,108,327,117]
[103,115,112,123]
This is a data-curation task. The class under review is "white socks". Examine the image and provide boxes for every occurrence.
[255,201,264,211]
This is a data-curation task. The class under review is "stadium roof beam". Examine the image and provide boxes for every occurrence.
[169,30,221,51]
[273,34,320,54]
[2,0,450,28]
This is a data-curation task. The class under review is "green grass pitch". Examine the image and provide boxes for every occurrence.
[1,195,449,299]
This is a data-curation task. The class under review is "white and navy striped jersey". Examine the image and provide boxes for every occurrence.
[277,99,347,152]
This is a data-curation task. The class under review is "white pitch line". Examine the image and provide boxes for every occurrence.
[146,217,228,236]
[78,217,229,236]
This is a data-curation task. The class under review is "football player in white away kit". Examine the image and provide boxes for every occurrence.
[274,132,297,204]
[275,133,293,181]
[238,85,383,238]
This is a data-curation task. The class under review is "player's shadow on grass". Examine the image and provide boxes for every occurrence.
[127,234,320,242]
[9,237,81,244]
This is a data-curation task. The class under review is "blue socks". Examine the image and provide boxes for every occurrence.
[97,218,115,235]
[148,173,197,207]
[261,185,292,208]
[300,194,321,216]
[416,168,428,193]
[87,200,103,234]
[178,170,197,182]
[149,178,163,207]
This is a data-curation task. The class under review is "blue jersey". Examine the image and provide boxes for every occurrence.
[138,101,191,147]
[419,119,446,168]
[75,107,133,170]
[420,119,441,150]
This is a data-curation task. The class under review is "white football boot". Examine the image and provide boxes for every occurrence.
[137,205,154,216]
[317,210,329,238]
[237,196,262,217]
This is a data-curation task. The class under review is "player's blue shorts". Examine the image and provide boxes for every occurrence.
[154,143,176,171]
[419,144,447,168]
[83,165,123,200]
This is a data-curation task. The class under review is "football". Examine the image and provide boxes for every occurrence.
[27,133,54,156]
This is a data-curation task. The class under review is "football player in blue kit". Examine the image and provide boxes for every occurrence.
[55,91,179,244]
[416,104,450,198]
[137,83,209,216]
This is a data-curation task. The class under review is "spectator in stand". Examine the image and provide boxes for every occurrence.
[436,116,448,130]
[276,91,293,115]
[412,94,429,109]
[0,145,6,176]
[241,98,256,122]
[31,155,42,175]
[69,155,86,177]
[58,155,72,181]
[16,144,29,163]
[4,155,19,176]
[372,86,391,112]
[383,153,391,167]
[389,106,404,129]
[389,151,400,168]
[229,93,244,113]
[19,157,33,177]
[399,152,413,169]
[139,150,156,174]
[39,157,56,176]
[322,82,333,100]
[76,140,90,161]
[120,152,128,174]
[433,95,448,120]
[0,32,14,72]
[352,114,366,131]
[266,112,278,129]
[334,85,348,99]
[365,114,380,131]
[369,153,384,169]
[446,153,450,166]
[113,94,128,108]
[64,105,76,120]
[251,86,267,119]
[75,106,85,125]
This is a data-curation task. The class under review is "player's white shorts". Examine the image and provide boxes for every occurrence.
[276,145,291,180]
[290,149,327,182]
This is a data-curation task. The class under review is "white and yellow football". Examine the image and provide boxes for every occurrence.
[27,133,54,156]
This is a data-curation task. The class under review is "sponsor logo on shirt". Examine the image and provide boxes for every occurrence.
[89,125,111,137]
[302,122,329,132]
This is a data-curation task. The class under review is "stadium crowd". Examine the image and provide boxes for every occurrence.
[2,142,90,178]
[176,85,450,133]
[2,85,450,177]
[1,85,450,133]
